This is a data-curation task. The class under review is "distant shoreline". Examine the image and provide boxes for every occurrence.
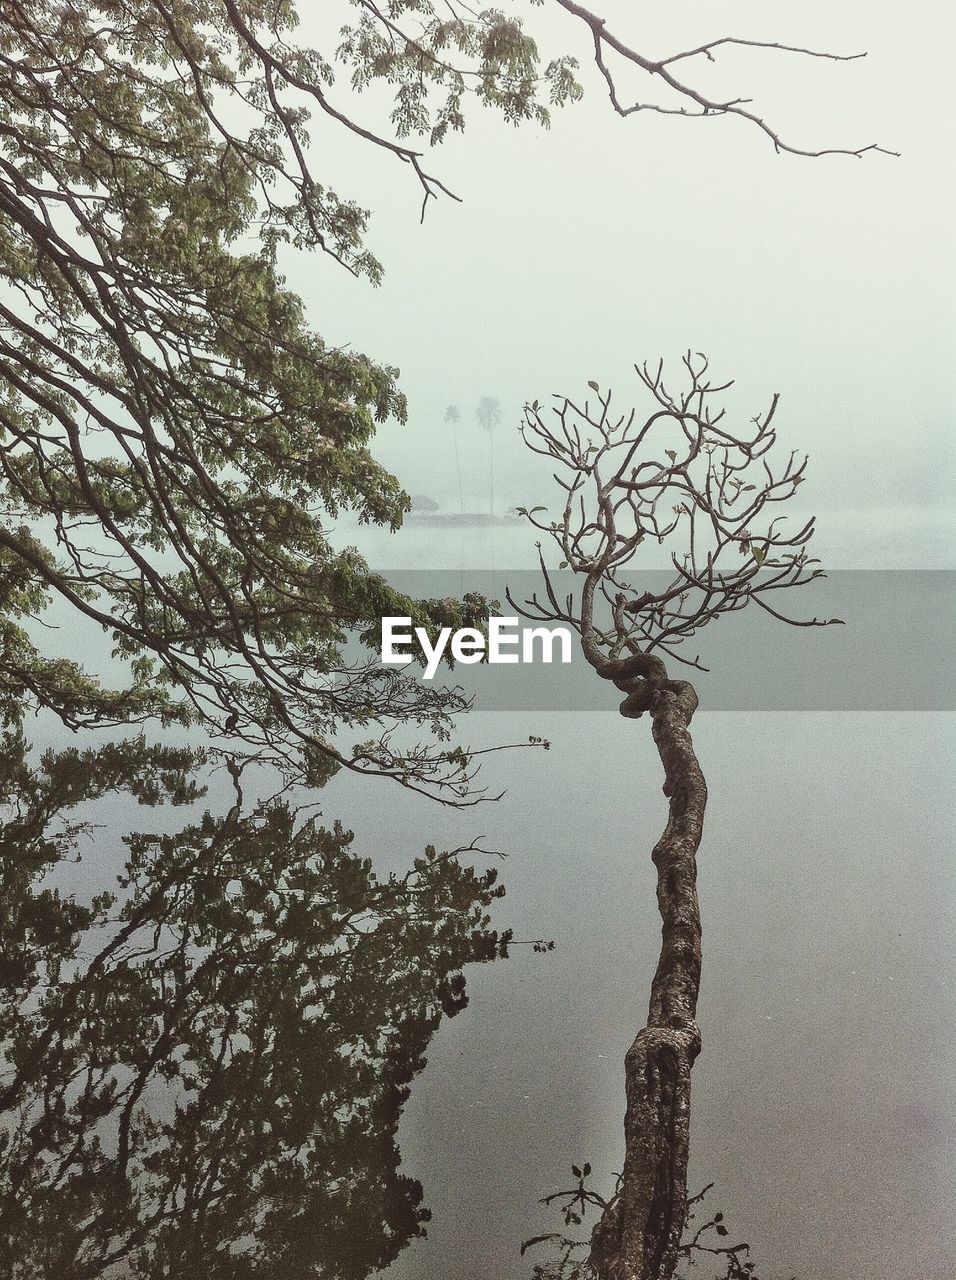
[405,512,520,528]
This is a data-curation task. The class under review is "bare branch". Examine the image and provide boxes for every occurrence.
[553,0,896,158]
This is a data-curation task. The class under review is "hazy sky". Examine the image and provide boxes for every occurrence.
[289,0,954,573]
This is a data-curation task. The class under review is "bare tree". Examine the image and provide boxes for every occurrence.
[510,353,840,1280]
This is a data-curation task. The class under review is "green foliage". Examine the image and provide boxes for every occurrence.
[0,1,581,799]
[340,3,582,142]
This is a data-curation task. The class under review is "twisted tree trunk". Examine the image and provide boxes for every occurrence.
[589,654,707,1280]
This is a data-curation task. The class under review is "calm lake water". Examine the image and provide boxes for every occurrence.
[329,707,955,1280]
[4,508,953,1279]
[333,510,955,1279]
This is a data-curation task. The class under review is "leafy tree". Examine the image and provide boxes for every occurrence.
[511,354,840,1280]
[0,731,509,1279]
[0,2,886,801]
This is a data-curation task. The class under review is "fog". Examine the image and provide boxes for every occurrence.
[292,1,954,557]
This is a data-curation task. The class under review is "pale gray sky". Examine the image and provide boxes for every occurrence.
[290,1,954,572]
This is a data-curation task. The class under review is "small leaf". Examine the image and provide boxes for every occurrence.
[752,546,766,565]
[571,1165,581,1178]
[665,449,677,463]
[582,1161,591,1176]
[559,561,569,570]
[530,505,547,514]
[715,1223,728,1237]
[587,380,599,392]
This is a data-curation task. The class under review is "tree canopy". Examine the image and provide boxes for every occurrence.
[0,1,885,801]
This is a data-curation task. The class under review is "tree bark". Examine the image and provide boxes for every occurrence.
[589,657,707,1280]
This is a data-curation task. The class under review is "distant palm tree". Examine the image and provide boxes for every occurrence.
[444,404,463,513]
[476,396,501,517]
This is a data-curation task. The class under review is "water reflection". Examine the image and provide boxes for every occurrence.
[0,732,507,1279]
